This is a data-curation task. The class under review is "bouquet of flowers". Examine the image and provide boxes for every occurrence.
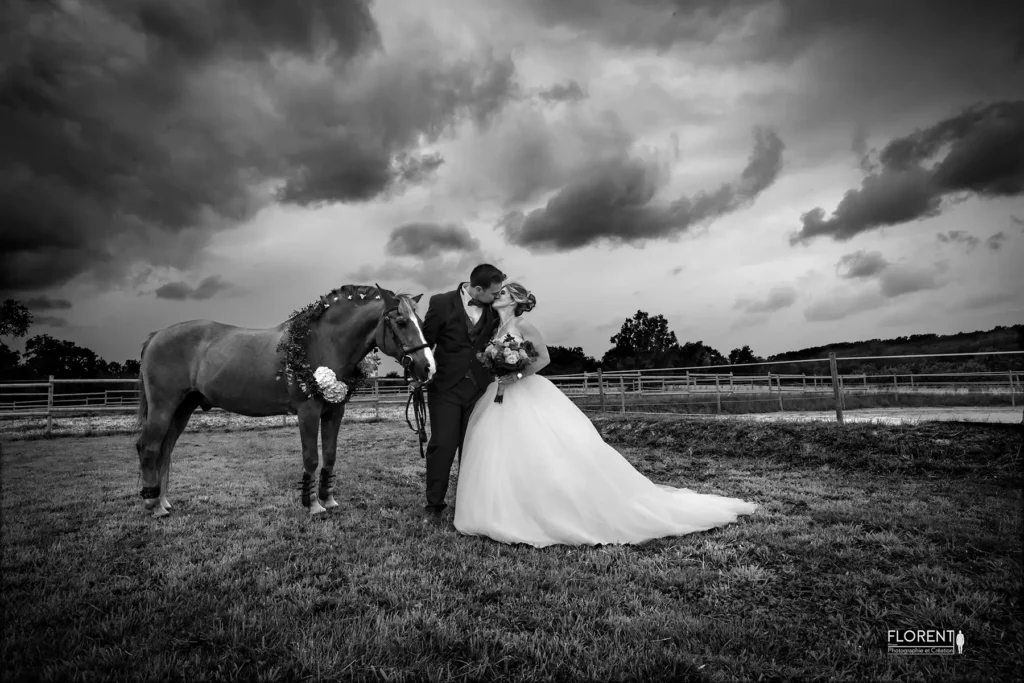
[358,349,381,377]
[476,334,540,403]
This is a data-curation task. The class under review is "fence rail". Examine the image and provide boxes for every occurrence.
[2,351,1022,434]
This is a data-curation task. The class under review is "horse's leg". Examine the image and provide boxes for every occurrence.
[297,401,326,516]
[137,405,176,517]
[318,403,347,509]
[155,395,201,515]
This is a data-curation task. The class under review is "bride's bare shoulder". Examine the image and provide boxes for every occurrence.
[516,318,544,338]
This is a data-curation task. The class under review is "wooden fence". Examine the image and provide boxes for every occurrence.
[2,351,1022,433]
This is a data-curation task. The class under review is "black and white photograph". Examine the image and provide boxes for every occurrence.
[1,0,1022,680]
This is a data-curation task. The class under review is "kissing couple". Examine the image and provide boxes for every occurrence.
[418,264,757,548]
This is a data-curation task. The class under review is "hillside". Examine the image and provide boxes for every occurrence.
[765,324,1023,374]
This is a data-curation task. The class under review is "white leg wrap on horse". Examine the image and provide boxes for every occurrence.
[309,497,327,515]
[319,494,339,509]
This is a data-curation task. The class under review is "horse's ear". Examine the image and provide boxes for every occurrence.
[375,283,397,307]
[412,294,422,304]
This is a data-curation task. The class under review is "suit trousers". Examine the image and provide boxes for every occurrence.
[424,375,484,512]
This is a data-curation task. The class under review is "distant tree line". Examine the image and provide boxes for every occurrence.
[3,299,1021,383]
[1,300,140,381]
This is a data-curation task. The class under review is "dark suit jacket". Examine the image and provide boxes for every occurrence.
[422,285,498,394]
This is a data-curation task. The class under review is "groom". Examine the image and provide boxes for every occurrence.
[419,264,505,517]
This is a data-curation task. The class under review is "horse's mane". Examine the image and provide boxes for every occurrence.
[286,285,417,323]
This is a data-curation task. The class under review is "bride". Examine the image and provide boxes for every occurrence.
[453,282,757,547]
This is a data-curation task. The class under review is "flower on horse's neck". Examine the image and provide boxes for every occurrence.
[313,366,348,403]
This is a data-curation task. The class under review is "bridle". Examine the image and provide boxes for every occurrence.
[375,293,431,458]
[375,300,431,371]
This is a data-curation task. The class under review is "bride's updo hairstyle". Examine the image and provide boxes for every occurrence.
[505,282,536,316]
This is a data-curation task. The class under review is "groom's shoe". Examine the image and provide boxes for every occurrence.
[423,504,446,525]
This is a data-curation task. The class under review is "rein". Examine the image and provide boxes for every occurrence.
[405,385,428,458]
[376,292,430,458]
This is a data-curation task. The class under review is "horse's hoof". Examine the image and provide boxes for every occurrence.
[319,495,339,510]
[309,498,327,516]
[153,506,171,518]
[159,498,172,511]
[143,498,161,511]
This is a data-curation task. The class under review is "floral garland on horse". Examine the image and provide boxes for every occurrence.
[275,295,381,403]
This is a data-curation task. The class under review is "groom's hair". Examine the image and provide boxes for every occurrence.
[469,264,506,288]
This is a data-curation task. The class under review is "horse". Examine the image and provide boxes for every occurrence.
[133,284,435,517]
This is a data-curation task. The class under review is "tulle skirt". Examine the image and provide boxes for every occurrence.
[453,375,757,547]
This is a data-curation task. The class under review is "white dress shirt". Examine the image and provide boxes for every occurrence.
[460,282,482,325]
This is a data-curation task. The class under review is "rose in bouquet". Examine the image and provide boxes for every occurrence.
[476,334,540,403]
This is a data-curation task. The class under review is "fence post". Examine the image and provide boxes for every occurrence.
[829,353,844,425]
[1011,371,1016,408]
[597,368,605,412]
[893,374,899,405]
[583,372,589,395]
[619,376,625,413]
[715,375,721,413]
[778,378,784,412]
[46,375,54,435]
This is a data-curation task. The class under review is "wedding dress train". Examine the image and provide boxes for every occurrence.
[453,372,757,547]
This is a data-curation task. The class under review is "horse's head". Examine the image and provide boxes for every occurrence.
[374,284,435,385]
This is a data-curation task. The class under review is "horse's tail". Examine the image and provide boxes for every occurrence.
[134,332,157,435]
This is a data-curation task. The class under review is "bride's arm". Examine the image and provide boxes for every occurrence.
[516,320,550,377]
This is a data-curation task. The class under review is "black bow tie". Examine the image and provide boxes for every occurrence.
[468,299,486,308]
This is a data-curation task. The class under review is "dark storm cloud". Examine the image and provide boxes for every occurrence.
[936,230,981,252]
[154,276,233,301]
[733,286,797,314]
[0,0,518,295]
[500,127,783,252]
[538,80,587,103]
[24,296,72,311]
[790,101,1024,245]
[986,232,1007,251]
[836,250,888,279]
[523,0,1023,63]
[353,222,490,290]
[385,223,481,258]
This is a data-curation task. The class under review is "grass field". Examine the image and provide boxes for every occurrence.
[1,417,1021,681]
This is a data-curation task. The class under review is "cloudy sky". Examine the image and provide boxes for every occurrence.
[3,0,1023,374]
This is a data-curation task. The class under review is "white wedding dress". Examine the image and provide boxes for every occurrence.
[454,336,758,547]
